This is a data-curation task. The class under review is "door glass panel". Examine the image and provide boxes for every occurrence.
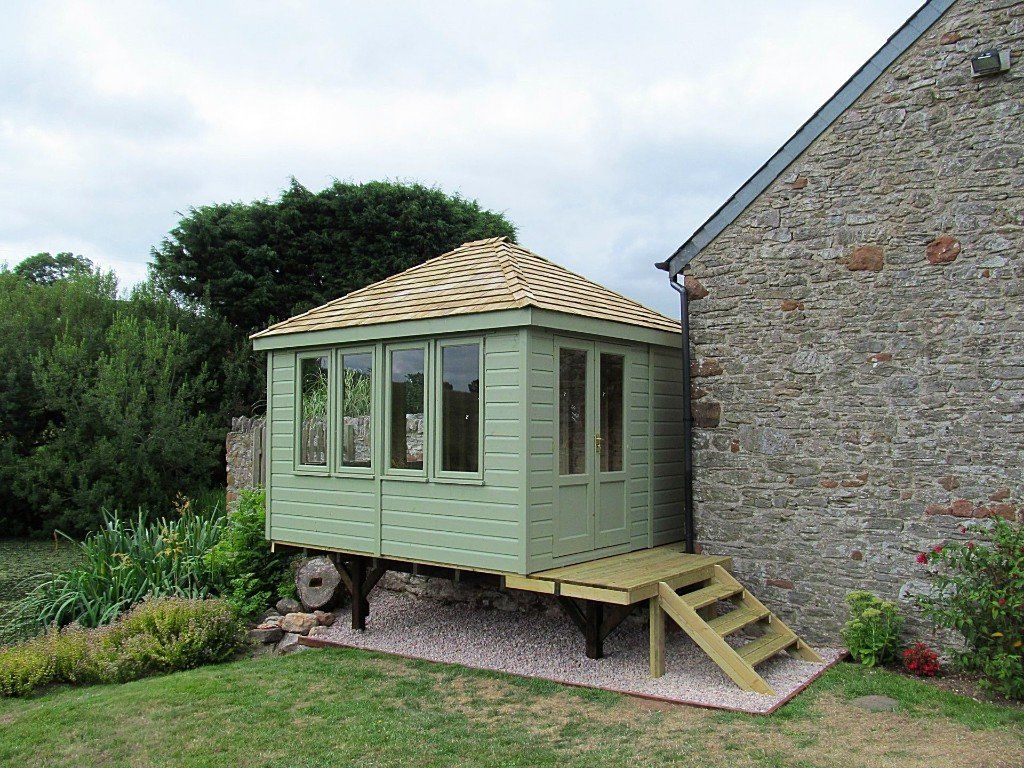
[558,348,588,475]
[340,352,372,468]
[599,353,624,472]
[441,343,480,473]
[389,348,425,470]
[299,355,329,466]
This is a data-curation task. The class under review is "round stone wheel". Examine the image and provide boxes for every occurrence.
[295,556,343,611]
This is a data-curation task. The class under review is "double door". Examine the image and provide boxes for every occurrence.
[553,338,629,557]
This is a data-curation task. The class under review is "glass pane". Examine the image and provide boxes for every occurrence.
[558,348,587,475]
[389,348,425,470]
[340,353,372,468]
[299,355,328,466]
[600,354,624,472]
[441,344,480,473]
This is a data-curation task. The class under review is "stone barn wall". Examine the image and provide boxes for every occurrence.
[684,0,1023,642]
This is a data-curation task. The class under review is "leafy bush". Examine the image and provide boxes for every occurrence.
[842,590,903,667]
[0,637,56,697]
[91,598,246,683]
[902,642,940,677]
[5,504,224,637]
[206,490,294,618]
[917,518,1024,699]
[0,598,246,697]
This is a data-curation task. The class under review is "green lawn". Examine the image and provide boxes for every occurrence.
[1,648,1021,768]
[0,538,81,618]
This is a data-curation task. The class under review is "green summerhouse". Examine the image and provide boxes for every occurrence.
[251,237,685,576]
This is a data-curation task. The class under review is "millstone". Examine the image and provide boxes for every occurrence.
[295,556,343,610]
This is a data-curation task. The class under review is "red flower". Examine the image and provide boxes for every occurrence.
[998,598,1007,606]
[958,526,967,534]
[932,544,944,554]
[967,541,975,550]
[903,643,940,677]
[916,553,928,564]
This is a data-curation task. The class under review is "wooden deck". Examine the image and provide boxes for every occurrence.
[503,544,731,605]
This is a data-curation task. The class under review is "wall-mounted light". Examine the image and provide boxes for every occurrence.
[971,49,1011,77]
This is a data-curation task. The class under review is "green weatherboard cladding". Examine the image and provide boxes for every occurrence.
[261,315,685,575]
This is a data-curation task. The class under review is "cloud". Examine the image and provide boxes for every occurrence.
[0,0,921,315]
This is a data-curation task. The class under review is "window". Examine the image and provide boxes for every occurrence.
[599,353,624,472]
[558,347,588,475]
[340,352,372,468]
[439,343,480,474]
[388,347,426,471]
[298,354,329,467]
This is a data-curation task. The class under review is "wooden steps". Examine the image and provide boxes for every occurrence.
[650,565,823,695]
[682,582,742,610]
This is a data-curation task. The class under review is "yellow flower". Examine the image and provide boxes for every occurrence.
[992,632,1004,638]
[1014,641,1022,649]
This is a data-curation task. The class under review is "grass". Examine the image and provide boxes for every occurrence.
[0,649,1021,768]
[0,538,82,619]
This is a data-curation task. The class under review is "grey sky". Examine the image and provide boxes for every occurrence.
[1,1,920,315]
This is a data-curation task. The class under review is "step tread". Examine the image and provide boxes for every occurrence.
[708,605,770,636]
[682,582,743,610]
[737,632,798,666]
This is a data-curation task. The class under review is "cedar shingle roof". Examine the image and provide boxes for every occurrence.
[252,237,679,338]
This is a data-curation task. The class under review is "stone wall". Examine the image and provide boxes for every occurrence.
[226,416,265,507]
[683,0,1023,642]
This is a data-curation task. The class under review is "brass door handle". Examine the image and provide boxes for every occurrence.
[595,435,603,452]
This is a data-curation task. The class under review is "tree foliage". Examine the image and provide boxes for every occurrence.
[0,266,229,536]
[150,179,516,332]
[13,252,95,285]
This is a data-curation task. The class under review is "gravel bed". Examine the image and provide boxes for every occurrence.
[313,589,845,714]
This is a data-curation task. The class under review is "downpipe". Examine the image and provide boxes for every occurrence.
[668,272,697,555]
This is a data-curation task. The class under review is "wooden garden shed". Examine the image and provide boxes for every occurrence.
[251,236,687,575]
[252,237,821,693]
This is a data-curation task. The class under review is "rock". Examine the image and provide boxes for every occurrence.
[684,275,708,301]
[249,626,284,645]
[275,632,302,654]
[926,235,961,265]
[851,695,899,712]
[847,245,884,271]
[692,401,722,429]
[259,609,282,624]
[295,556,343,610]
[308,625,332,639]
[276,597,301,615]
[313,610,336,626]
[281,612,317,635]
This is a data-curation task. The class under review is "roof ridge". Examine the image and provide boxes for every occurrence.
[496,241,535,306]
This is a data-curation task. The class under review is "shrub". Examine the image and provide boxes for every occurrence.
[902,642,940,677]
[0,637,56,697]
[206,490,294,618]
[916,518,1024,699]
[842,590,903,667]
[0,597,246,697]
[92,597,247,682]
[5,503,224,637]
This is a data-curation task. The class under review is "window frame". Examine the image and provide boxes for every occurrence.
[432,336,485,484]
[383,340,430,481]
[332,344,376,477]
[293,348,333,475]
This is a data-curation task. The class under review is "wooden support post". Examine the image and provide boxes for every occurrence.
[585,600,604,659]
[649,596,665,677]
[350,557,367,630]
